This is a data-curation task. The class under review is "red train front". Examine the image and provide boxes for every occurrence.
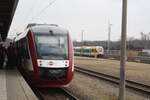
[15,24,74,87]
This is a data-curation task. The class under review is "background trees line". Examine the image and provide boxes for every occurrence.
[74,32,150,51]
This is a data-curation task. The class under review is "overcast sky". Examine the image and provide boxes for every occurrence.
[8,0,150,41]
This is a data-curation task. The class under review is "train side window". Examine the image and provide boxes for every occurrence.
[77,49,81,52]
[85,49,87,52]
[21,40,26,59]
[25,42,30,59]
[98,48,102,52]
[85,49,89,52]
[87,49,90,53]
[92,49,96,52]
[23,38,30,59]
[92,49,94,52]
[89,49,92,53]
[83,49,85,52]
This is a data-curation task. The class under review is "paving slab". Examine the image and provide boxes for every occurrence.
[0,70,7,100]
[0,68,38,100]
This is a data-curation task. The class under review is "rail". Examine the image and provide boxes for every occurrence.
[103,55,150,64]
[33,87,79,100]
[75,66,150,96]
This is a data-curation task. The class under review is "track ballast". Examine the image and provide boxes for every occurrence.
[75,66,150,96]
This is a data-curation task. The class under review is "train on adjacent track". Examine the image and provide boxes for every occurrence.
[15,24,74,87]
[74,46,105,57]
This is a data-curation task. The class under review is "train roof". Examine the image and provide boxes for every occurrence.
[15,24,68,42]
[74,46,103,49]
[30,24,68,34]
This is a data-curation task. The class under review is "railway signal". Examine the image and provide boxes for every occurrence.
[119,0,128,100]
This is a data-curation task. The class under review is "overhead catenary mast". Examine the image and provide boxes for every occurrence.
[119,0,128,100]
[81,30,84,46]
[107,23,112,57]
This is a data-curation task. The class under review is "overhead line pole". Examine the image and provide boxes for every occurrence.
[81,30,84,46]
[107,23,112,57]
[119,0,128,100]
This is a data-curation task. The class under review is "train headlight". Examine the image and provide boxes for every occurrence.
[37,60,42,67]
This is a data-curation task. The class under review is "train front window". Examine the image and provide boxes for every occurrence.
[35,34,68,60]
[98,48,102,52]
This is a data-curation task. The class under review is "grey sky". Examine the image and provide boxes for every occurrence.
[9,0,150,41]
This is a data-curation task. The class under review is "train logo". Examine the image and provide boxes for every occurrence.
[49,61,54,66]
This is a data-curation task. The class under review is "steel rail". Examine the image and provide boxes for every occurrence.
[60,88,79,100]
[75,66,150,96]
[31,87,45,100]
[34,87,79,100]
[18,65,78,100]
[103,55,150,64]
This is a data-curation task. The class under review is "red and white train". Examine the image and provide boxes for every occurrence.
[15,24,74,87]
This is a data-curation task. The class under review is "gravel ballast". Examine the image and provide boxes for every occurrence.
[66,72,147,100]
[66,56,150,99]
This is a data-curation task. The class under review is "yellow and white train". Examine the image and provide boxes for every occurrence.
[74,46,105,57]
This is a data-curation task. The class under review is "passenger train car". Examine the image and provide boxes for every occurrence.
[15,24,74,87]
[74,46,104,57]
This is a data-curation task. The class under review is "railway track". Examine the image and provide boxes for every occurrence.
[34,87,79,100]
[19,67,78,100]
[75,66,150,96]
[104,55,150,64]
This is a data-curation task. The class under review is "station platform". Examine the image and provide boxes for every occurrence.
[0,68,38,100]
